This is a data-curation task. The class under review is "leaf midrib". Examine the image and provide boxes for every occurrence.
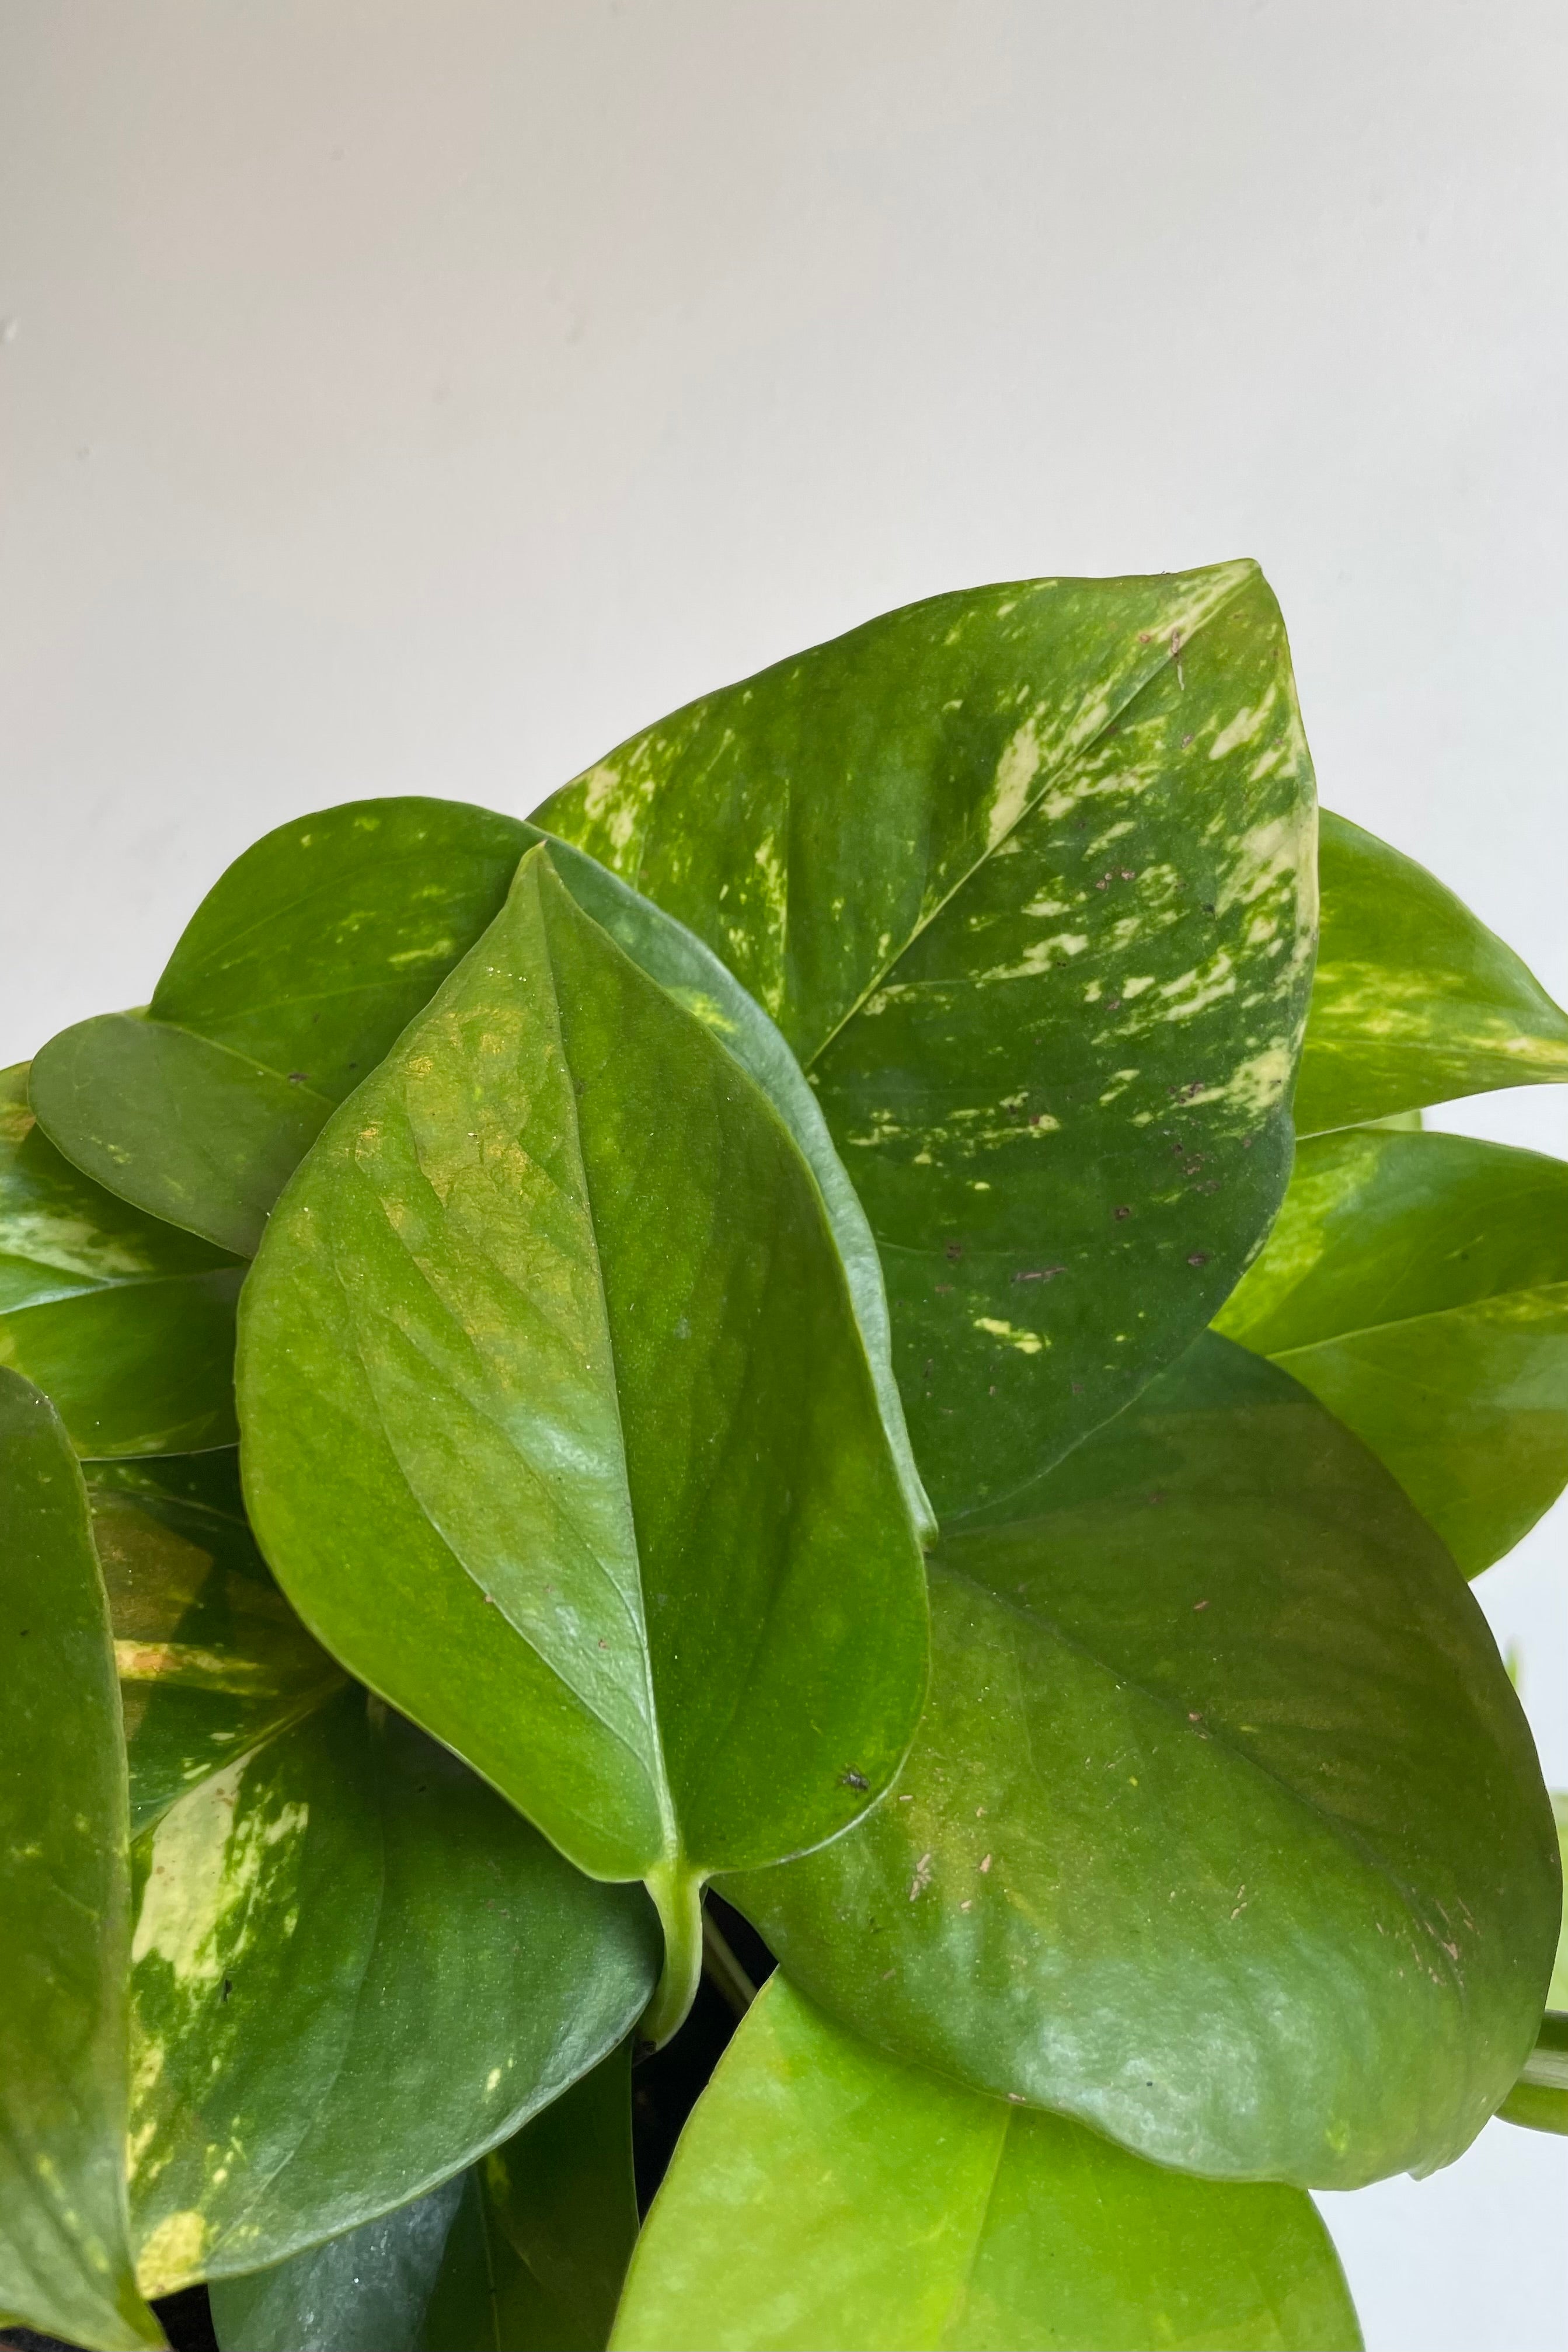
[804,570,1255,1071]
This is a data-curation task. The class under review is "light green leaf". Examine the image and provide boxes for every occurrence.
[1297,810,1568,1135]
[87,1451,343,1836]
[536,562,1317,1523]
[127,1689,657,2296]
[725,1336,1558,2187]
[1498,2015,1568,2137]
[238,844,929,2043]
[0,1368,165,2351]
[26,807,928,1533]
[611,1974,1361,2352]
[1214,1128,1568,1574]
[208,2045,637,2352]
[0,1065,241,1457]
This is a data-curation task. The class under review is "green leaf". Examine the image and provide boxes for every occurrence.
[87,1451,344,1836]
[26,808,928,1532]
[29,799,532,1256]
[610,1975,1361,2352]
[536,562,1318,1522]
[127,1689,657,2295]
[724,1334,1558,2187]
[1297,810,1568,1135]
[209,2048,637,2352]
[0,1368,165,2351]
[237,844,929,2043]
[1213,1128,1568,1574]
[0,1065,241,1457]
[1498,2014,1568,2137]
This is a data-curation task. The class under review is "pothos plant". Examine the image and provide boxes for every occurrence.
[2,560,1565,2352]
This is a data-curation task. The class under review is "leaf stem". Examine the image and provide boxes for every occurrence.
[639,1859,706,2050]
[700,1904,757,2019]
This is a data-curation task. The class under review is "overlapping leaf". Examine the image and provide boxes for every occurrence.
[86,1451,343,1837]
[238,845,929,2041]
[1,1065,241,1457]
[27,802,928,1531]
[1297,810,1568,1135]
[0,1370,163,2351]
[1215,1128,1568,1573]
[127,1690,656,2294]
[612,1975,1361,2352]
[67,1461,654,2297]
[726,1336,1558,2187]
[210,2048,637,2352]
[536,562,1317,1521]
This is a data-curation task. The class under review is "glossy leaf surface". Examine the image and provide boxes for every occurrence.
[537,563,1317,1522]
[29,800,531,1256]
[238,845,928,2034]
[128,1689,657,2294]
[726,1336,1558,2187]
[1215,1128,1568,1573]
[612,1976,1361,2352]
[26,808,926,1528]
[1297,810,1568,1135]
[88,1451,343,1836]
[0,1370,163,2351]
[210,2048,637,2352]
[0,1065,241,1457]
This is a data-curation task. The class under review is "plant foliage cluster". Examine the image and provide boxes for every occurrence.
[2,562,1566,2352]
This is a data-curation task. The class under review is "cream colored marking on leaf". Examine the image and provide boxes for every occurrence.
[981,932,1090,982]
[1156,954,1238,1022]
[136,2210,208,2298]
[974,1317,1045,1355]
[984,722,1044,851]
[1209,688,1278,761]
[1120,975,1155,999]
[114,1640,280,1691]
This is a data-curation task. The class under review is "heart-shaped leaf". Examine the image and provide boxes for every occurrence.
[86,1452,343,1836]
[237,844,929,2041]
[536,562,1317,1523]
[28,806,929,1534]
[1,1065,241,1457]
[210,2047,637,2352]
[611,1974,1361,2352]
[0,1369,164,2351]
[1297,811,1568,1135]
[128,1688,657,2295]
[724,1335,1557,2187]
[1214,1128,1568,1573]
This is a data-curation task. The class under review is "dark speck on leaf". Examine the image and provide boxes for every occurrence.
[221,1978,232,2002]
[935,1281,953,1294]
[1201,902,1215,915]
[287,1072,309,1083]
[945,1241,963,1261]
[1113,1205,1131,1221]
[1188,1252,1210,1267]
[839,1769,870,1792]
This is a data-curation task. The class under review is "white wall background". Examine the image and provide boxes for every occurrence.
[2,6,1564,2345]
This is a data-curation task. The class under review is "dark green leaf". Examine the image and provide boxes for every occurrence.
[725,1336,1558,2187]
[238,845,929,2041]
[611,1975,1361,2352]
[1214,1128,1568,1573]
[536,563,1317,1522]
[127,1689,657,2294]
[0,1368,165,2351]
[0,1065,241,1457]
[87,1452,343,1836]
[210,2047,637,2352]
[1497,2013,1568,2137]
[1297,810,1568,1135]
